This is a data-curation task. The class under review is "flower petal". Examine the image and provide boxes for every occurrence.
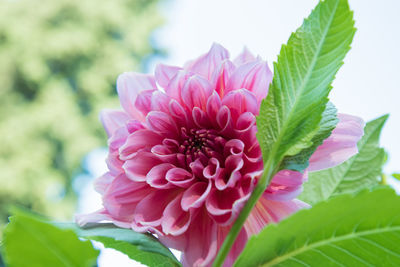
[162,194,191,236]
[226,60,272,103]
[308,113,365,171]
[119,129,163,160]
[181,181,212,211]
[264,170,307,201]
[117,72,157,120]
[100,109,129,137]
[123,151,162,182]
[146,163,175,189]
[245,197,310,236]
[155,63,182,88]
[181,75,213,110]
[233,47,256,65]
[186,43,230,80]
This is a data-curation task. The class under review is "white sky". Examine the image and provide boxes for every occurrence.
[88,1,400,266]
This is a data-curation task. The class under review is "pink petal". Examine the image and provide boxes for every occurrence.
[165,70,193,102]
[308,113,365,172]
[179,211,218,267]
[211,59,235,97]
[166,167,195,188]
[245,197,310,236]
[93,172,114,194]
[146,111,179,138]
[186,43,230,80]
[181,75,213,110]
[146,163,175,189]
[151,91,171,112]
[162,194,191,236]
[100,109,129,137]
[103,174,152,222]
[155,63,182,88]
[181,181,212,211]
[134,89,156,116]
[226,60,272,103]
[233,47,257,65]
[206,187,248,225]
[264,170,307,201]
[206,92,222,128]
[134,189,180,227]
[123,151,162,182]
[119,129,163,160]
[222,89,258,121]
[117,72,157,120]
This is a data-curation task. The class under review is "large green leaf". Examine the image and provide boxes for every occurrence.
[3,210,99,267]
[58,223,181,267]
[299,115,388,205]
[234,188,400,266]
[256,0,355,175]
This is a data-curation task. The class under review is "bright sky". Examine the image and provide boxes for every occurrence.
[82,1,400,266]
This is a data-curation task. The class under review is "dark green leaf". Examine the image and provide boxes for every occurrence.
[235,188,400,266]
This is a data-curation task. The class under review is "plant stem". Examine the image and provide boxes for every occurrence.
[212,158,277,266]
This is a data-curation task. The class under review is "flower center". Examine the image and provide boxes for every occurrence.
[178,128,224,166]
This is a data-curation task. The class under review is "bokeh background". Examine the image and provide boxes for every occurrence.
[0,0,399,266]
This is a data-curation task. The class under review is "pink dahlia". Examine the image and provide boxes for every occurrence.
[77,44,364,266]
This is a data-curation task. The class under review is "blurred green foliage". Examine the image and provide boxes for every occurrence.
[0,0,162,228]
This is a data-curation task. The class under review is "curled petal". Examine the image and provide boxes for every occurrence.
[308,113,365,172]
[103,174,152,222]
[162,194,191,236]
[134,189,180,227]
[123,151,162,182]
[166,167,195,188]
[181,181,212,211]
[119,129,163,160]
[117,72,157,120]
[100,109,129,137]
[146,163,175,189]
[206,187,248,225]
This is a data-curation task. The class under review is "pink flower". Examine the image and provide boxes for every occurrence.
[77,44,364,266]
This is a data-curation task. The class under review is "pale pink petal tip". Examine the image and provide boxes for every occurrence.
[308,113,365,172]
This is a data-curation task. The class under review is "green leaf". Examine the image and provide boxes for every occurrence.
[281,102,338,171]
[234,188,400,266]
[3,209,99,267]
[57,223,181,267]
[256,0,355,174]
[299,115,388,205]
[393,173,400,181]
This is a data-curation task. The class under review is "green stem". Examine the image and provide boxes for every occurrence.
[212,158,277,266]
